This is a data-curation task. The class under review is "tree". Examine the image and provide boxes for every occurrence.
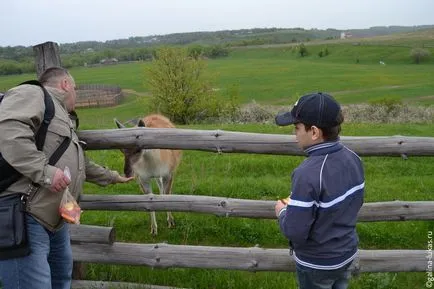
[299,43,308,57]
[147,47,225,124]
[187,45,204,60]
[410,48,431,64]
[318,47,330,58]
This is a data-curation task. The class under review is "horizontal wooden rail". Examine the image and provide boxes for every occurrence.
[79,194,434,222]
[72,242,427,273]
[69,224,115,245]
[72,280,188,289]
[77,128,434,156]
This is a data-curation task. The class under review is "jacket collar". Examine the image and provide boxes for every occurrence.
[304,140,343,156]
[45,86,68,110]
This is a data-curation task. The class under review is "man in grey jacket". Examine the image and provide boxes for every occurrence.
[0,67,133,289]
[274,92,364,289]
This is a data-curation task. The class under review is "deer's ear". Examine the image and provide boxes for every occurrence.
[114,118,125,128]
[138,119,146,127]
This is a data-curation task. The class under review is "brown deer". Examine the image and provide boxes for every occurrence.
[114,114,182,236]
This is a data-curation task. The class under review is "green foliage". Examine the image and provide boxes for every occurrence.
[0,59,34,75]
[187,45,204,60]
[298,43,308,57]
[410,47,431,64]
[187,44,230,59]
[318,47,329,58]
[203,45,229,58]
[368,97,403,114]
[147,47,236,124]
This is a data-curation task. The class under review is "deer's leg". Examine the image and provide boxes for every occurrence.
[162,175,175,228]
[138,175,158,236]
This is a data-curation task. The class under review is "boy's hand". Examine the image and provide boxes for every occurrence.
[274,200,287,217]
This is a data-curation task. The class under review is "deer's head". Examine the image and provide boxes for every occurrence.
[114,118,146,178]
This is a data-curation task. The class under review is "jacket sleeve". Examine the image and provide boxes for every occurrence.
[0,85,57,187]
[278,170,318,244]
[84,155,120,186]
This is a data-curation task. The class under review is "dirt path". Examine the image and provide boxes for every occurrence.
[409,95,434,101]
[122,89,151,97]
[330,85,404,95]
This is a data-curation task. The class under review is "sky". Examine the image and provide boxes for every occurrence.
[1,0,433,47]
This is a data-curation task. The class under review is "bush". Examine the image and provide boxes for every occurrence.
[187,45,204,60]
[410,48,431,64]
[368,97,403,115]
[147,47,237,124]
[203,45,229,59]
[298,43,308,57]
[0,59,35,75]
[318,47,329,58]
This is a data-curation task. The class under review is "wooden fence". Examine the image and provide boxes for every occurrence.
[28,41,433,289]
[77,128,434,156]
[79,194,434,222]
[71,128,434,288]
[75,84,123,108]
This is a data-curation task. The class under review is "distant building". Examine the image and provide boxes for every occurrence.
[340,32,353,39]
[100,58,118,65]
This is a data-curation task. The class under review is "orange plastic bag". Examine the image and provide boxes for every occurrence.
[58,167,81,224]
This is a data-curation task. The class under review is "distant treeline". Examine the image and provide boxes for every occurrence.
[1,25,433,75]
[0,44,230,76]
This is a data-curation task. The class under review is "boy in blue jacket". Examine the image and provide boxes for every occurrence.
[274,92,364,289]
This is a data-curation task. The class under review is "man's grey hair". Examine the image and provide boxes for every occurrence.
[38,67,72,86]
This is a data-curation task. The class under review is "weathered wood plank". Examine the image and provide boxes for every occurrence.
[33,41,62,77]
[79,195,434,222]
[77,128,434,156]
[72,242,427,272]
[72,280,188,289]
[69,224,115,245]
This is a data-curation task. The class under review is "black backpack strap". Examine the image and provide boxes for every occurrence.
[19,80,71,169]
[0,81,70,193]
[29,133,71,189]
[18,80,55,151]
[48,137,71,166]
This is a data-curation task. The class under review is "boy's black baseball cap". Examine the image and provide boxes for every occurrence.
[275,92,342,127]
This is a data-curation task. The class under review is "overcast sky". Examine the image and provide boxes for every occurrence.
[1,0,432,47]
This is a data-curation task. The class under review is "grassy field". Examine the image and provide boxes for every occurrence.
[80,118,433,289]
[1,37,433,288]
[1,40,434,106]
[75,95,433,289]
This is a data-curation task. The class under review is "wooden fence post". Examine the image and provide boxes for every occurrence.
[33,41,62,78]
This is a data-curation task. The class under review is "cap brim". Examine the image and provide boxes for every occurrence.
[275,111,296,126]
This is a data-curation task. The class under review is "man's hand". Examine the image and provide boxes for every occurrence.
[115,175,135,183]
[50,168,71,193]
[274,200,287,218]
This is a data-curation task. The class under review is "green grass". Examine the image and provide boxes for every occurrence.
[210,46,434,104]
[78,116,433,289]
[0,39,433,288]
[1,43,433,106]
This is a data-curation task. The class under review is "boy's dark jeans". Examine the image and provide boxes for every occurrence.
[296,261,353,289]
